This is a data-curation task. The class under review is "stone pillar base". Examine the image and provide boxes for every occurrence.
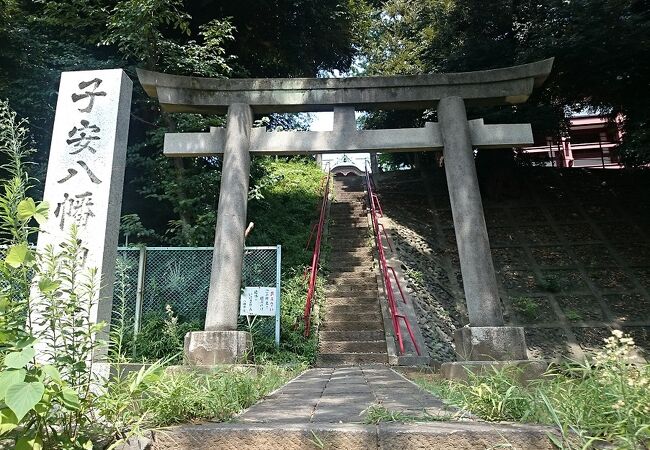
[184,331,252,365]
[454,326,527,361]
[441,360,548,382]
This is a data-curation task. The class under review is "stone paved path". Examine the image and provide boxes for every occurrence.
[151,366,558,449]
[237,365,461,424]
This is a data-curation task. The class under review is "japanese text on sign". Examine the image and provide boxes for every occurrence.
[239,287,276,316]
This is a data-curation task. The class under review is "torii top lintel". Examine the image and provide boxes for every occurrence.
[136,58,553,114]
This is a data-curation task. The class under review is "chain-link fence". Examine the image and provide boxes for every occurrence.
[239,246,282,344]
[2,245,281,341]
[113,246,281,343]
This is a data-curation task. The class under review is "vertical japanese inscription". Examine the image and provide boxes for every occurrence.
[55,80,107,233]
[35,69,132,355]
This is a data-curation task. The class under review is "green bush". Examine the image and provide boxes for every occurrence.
[124,309,201,363]
[511,296,541,322]
[0,100,111,449]
[417,330,650,449]
[139,365,295,426]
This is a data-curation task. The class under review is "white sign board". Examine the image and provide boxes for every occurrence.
[239,287,277,316]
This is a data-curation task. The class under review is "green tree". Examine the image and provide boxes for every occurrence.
[360,0,650,165]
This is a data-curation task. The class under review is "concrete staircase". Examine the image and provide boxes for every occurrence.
[316,174,388,366]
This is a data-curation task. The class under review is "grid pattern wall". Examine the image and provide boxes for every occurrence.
[1,245,279,337]
[140,248,213,323]
[379,168,650,361]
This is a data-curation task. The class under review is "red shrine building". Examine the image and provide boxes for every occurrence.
[522,114,624,168]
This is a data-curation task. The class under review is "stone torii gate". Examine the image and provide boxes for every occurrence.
[137,58,554,366]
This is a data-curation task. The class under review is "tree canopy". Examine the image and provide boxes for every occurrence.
[360,0,650,165]
[1,0,648,244]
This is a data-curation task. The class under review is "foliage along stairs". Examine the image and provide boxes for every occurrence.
[316,174,389,366]
[145,174,560,450]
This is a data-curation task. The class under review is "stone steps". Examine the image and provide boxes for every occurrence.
[329,212,366,219]
[327,276,376,285]
[330,211,365,216]
[329,251,372,259]
[319,330,386,341]
[149,422,559,450]
[331,241,369,249]
[325,297,379,307]
[327,288,377,297]
[316,352,388,366]
[329,227,368,235]
[330,225,368,232]
[330,201,366,213]
[325,285,377,294]
[330,233,369,242]
[330,244,372,258]
[331,266,375,276]
[328,278,376,288]
[321,320,383,331]
[327,273,376,283]
[330,218,366,225]
[322,303,376,314]
[330,212,365,217]
[335,193,365,198]
[318,340,387,353]
[328,258,373,267]
[323,310,382,322]
[329,257,373,267]
[316,176,387,367]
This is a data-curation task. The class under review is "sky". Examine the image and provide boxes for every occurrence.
[310,111,371,172]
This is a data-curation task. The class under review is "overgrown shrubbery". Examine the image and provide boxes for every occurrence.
[0,101,298,448]
[417,331,650,449]
[0,99,112,448]
[111,158,327,365]
[112,365,293,427]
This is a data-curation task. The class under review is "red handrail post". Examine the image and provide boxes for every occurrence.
[303,169,331,336]
[378,223,392,252]
[305,222,318,250]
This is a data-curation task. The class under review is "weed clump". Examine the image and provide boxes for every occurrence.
[416,330,650,449]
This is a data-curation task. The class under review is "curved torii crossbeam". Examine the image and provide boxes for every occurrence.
[137,58,553,113]
[137,59,554,368]
[140,59,554,157]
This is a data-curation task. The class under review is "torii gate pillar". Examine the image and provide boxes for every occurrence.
[185,103,254,365]
[137,58,554,367]
[439,97,527,362]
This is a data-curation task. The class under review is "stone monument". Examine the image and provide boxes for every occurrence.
[34,69,132,357]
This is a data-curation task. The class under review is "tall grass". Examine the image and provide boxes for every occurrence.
[416,331,650,449]
[100,364,298,432]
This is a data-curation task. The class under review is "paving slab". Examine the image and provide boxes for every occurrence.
[149,365,558,449]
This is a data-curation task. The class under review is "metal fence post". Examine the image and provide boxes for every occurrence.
[133,246,147,342]
[275,245,282,347]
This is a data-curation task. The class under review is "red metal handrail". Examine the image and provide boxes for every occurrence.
[303,168,331,336]
[364,164,420,356]
[377,223,392,251]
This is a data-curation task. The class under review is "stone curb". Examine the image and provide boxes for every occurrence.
[149,421,559,450]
